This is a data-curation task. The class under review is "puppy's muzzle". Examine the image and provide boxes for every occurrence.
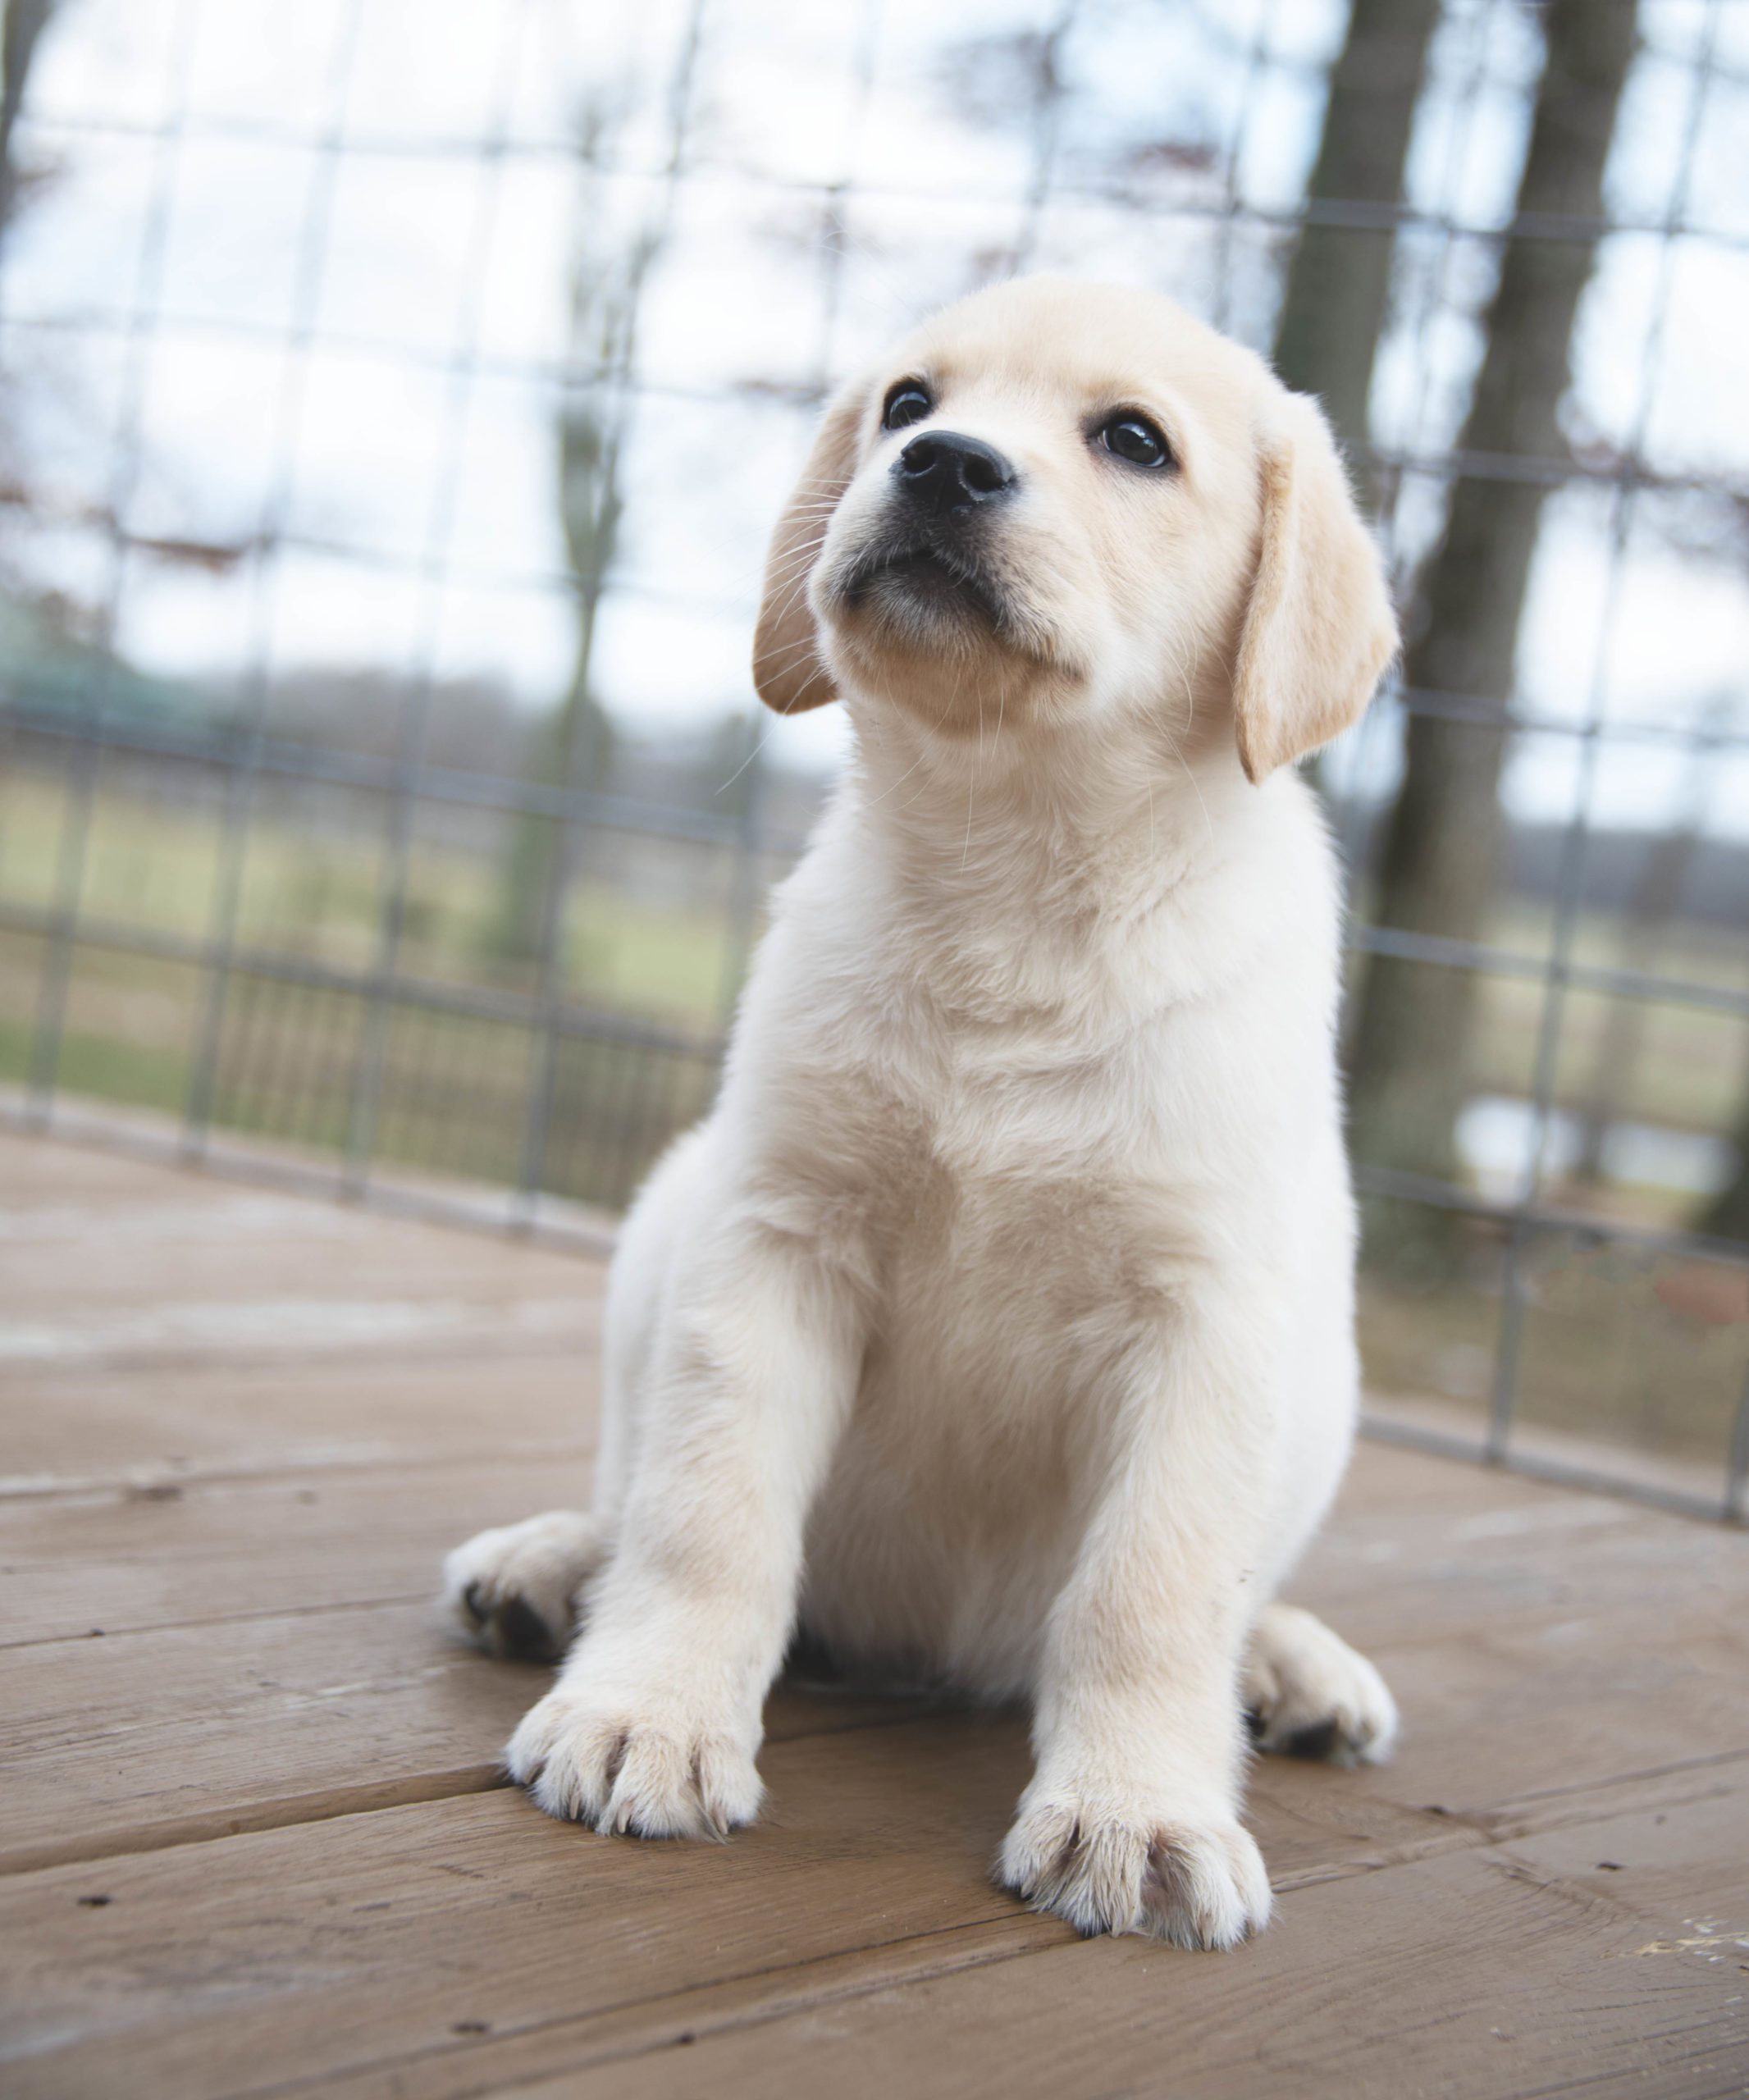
[832,429,1030,650]
[893,431,1017,518]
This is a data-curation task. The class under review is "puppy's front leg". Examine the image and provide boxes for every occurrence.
[507,1219,861,1838]
[1001,1290,1276,1947]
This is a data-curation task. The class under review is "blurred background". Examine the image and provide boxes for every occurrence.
[0,0,1745,1513]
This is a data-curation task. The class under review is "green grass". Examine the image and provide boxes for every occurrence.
[4,769,1742,1201]
[0,770,737,1034]
[1358,1215,1745,1470]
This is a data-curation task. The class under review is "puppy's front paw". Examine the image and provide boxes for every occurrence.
[442,1510,605,1662]
[1244,1603,1398,1765]
[998,1794,1271,1949]
[505,1682,764,1840]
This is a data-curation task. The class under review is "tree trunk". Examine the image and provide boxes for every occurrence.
[1272,0,1442,477]
[1345,0,1639,1248]
[491,116,649,968]
[0,0,53,232]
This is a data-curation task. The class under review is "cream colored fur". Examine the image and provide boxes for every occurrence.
[445,277,1400,1949]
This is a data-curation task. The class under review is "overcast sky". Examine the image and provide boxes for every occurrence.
[2,0,1747,835]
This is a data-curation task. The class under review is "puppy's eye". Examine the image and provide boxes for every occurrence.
[883,381,933,431]
[1098,413,1172,470]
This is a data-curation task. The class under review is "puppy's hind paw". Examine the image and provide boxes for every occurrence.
[442,1510,605,1663]
[1244,1603,1398,1765]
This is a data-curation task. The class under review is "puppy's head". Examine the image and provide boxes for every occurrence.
[752,276,1396,781]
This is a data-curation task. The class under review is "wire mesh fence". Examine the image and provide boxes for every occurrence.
[1,0,1746,1518]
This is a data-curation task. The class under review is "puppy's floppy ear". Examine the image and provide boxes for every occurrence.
[1231,390,1398,783]
[751,379,868,714]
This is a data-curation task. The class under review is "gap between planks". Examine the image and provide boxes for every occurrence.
[0,1590,437,1654]
[0,1700,968,1879]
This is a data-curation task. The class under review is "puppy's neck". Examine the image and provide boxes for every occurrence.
[843,695,1262,936]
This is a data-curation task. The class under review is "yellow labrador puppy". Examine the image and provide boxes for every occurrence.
[445,276,1400,1948]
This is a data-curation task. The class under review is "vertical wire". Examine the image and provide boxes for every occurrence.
[1331,0,1493,1472]
[181,0,368,1165]
[1486,0,1724,1461]
[24,0,203,1125]
[1727,1356,1749,1525]
[1211,0,1281,337]
[340,0,535,1199]
[255,975,285,1142]
[816,0,886,381]
[1331,1,1493,1415]
[1335,0,1496,884]
[511,0,710,1231]
[710,0,888,1043]
[1004,0,1080,279]
[713,710,765,1032]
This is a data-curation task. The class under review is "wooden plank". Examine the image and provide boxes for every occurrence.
[0,1599,541,1873]
[0,1421,1492,1636]
[0,1570,1447,1874]
[0,1596,933,1874]
[493,1783,1749,2100]
[0,1456,601,1645]
[1299,1458,1749,1648]
[1281,1454,1749,1830]
[4,1132,1746,2096]
[3,1744,1740,2100]
[0,1266,601,1381]
[0,1127,605,1496]
[0,1708,1459,2100]
[0,1350,597,1495]
[1,1177,604,1495]
[0,1428,1670,1640]
[0,1130,219,1204]
[0,1221,598,1336]
[1340,1590,1749,1820]
[8,1429,1741,1878]
[5,1358,1743,1902]
[0,1137,597,1317]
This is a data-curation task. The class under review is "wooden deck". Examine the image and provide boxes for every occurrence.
[2,1126,1747,2099]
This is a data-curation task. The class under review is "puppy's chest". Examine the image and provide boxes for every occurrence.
[842,1060,1180,1486]
[852,1020,1189,1316]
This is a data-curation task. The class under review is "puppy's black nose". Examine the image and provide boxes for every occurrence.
[893,430,1016,514]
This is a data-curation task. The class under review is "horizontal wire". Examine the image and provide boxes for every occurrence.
[3,714,1744,1018]
[1353,1162,1749,1271]
[0,896,723,1060]
[0,701,815,855]
[0,309,1741,506]
[13,105,1749,253]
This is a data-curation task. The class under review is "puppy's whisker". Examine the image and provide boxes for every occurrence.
[714,720,777,797]
[893,670,970,819]
[758,575,820,632]
[758,572,821,622]
[1162,636,1215,855]
[754,628,829,676]
[757,565,831,644]
[806,216,912,326]
[962,678,984,874]
[863,677,966,810]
